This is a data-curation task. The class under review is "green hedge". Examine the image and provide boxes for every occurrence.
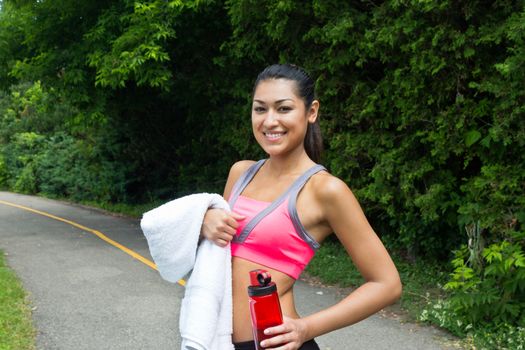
[0,82,128,202]
[1,0,523,258]
[1,0,523,263]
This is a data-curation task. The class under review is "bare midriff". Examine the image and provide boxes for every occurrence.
[232,256,300,342]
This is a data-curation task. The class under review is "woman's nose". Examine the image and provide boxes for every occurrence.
[263,109,279,126]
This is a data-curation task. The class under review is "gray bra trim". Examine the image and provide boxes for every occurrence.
[228,159,266,208]
[288,165,324,250]
[230,160,326,251]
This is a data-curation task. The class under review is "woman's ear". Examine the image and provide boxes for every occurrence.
[307,100,320,123]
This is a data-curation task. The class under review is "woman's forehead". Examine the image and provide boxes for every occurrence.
[253,79,300,102]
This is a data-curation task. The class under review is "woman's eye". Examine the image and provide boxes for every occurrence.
[279,106,292,112]
[253,106,265,113]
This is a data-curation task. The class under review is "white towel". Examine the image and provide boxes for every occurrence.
[140,193,234,350]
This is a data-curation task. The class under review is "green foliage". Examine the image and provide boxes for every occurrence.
[459,164,525,237]
[0,81,128,202]
[36,132,128,202]
[86,1,176,89]
[445,238,525,326]
[421,302,525,349]
[5,132,44,194]
[2,130,128,202]
[0,1,29,91]
[0,155,7,188]
[471,323,525,350]
[421,228,525,347]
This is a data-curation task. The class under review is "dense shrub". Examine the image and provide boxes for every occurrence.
[420,225,525,347]
[1,130,128,202]
[0,81,128,202]
[223,0,525,259]
[5,132,43,193]
[37,133,128,202]
[0,154,7,188]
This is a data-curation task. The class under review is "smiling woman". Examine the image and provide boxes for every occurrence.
[0,250,35,349]
[201,63,402,350]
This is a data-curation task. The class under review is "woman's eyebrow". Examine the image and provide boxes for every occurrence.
[253,98,294,104]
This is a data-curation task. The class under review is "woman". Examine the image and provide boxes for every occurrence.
[201,64,402,350]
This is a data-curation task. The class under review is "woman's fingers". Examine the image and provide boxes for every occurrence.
[216,238,229,247]
[260,316,308,350]
[202,209,245,246]
[230,211,246,221]
[224,211,245,231]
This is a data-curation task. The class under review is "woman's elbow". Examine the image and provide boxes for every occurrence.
[388,276,403,304]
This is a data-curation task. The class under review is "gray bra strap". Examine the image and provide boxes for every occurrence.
[288,165,326,250]
[228,159,266,208]
[234,163,326,246]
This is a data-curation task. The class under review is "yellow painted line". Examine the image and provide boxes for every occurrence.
[0,199,186,287]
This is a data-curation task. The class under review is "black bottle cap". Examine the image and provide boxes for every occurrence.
[248,282,277,297]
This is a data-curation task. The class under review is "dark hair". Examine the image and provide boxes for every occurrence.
[253,64,323,163]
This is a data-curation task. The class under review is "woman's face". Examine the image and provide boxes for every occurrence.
[251,79,318,158]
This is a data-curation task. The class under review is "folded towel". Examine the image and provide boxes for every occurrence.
[141,193,234,350]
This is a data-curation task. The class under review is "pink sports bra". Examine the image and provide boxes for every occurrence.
[229,160,326,279]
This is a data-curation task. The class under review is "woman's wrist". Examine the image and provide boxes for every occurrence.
[300,316,315,342]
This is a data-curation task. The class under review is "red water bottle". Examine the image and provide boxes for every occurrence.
[248,269,283,349]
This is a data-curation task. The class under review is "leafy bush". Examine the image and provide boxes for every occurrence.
[0,154,8,188]
[37,132,128,202]
[223,0,525,260]
[3,132,44,193]
[421,227,525,347]
[2,131,128,202]
[446,238,525,326]
[0,81,128,202]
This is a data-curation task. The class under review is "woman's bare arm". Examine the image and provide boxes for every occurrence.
[262,175,401,348]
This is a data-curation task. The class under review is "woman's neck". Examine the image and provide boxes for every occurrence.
[265,151,314,178]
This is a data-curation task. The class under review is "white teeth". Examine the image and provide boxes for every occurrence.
[265,132,284,138]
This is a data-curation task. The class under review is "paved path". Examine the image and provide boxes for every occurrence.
[0,191,460,349]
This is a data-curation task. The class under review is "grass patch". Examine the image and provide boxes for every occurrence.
[0,250,35,350]
[305,239,448,321]
[78,199,164,219]
[305,239,364,286]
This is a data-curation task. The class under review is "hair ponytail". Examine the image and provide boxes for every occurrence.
[305,119,323,163]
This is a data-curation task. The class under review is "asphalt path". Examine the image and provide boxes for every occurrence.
[0,191,460,349]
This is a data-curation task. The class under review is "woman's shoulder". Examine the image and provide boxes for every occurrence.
[223,160,258,199]
[310,169,353,204]
[228,160,257,177]
[225,160,258,185]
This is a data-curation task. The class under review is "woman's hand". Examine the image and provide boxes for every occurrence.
[259,316,309,350]
[200,208,245,247]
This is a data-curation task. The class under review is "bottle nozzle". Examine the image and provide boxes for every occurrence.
[249,269,271,286]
